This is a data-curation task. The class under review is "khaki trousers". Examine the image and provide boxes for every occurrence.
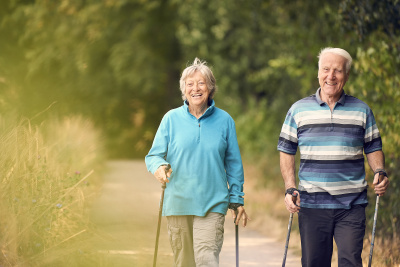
[166,212,225,267]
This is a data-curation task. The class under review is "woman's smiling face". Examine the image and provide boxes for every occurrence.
[184,71,210,108]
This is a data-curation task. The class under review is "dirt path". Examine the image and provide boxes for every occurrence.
[89,160,301,266]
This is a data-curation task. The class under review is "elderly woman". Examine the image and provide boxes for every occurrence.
[145,58,249,267]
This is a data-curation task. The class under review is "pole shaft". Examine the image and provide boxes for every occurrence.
[282,213,294,267]
[368,195,380,267]
[153,184,166,267]
[368,173,384,267]
[235,211,239,267]
[283,193,297,267]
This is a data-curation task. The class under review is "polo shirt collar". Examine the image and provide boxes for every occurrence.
[315,88,346,106]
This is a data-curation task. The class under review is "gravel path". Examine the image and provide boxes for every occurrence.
[89,160,301,266]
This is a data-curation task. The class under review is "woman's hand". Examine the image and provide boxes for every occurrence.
[230,206,250,227]
[154,165,173,184]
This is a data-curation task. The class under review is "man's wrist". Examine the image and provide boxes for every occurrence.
[374,168,388,179]
[285,187,298,196]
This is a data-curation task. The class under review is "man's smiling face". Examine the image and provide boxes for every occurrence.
[318,52,349,100]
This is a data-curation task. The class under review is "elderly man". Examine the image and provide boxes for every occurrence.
[277,47,389,267]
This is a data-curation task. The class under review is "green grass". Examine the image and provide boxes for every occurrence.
[0,116,105,266]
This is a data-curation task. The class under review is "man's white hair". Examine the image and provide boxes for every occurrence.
[318,47,352,74]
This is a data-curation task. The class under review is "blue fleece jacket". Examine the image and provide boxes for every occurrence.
[145,100,244,216]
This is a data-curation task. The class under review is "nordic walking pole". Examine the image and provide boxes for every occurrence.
[153,182,166,267]
[368,172,385,267]
[282,192,298,267]
[234,209,239,267]
[153,165,171,267]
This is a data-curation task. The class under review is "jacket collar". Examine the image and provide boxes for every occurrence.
[184,99,215,119]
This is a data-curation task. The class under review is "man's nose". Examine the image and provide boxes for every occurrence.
[328,70,336,79]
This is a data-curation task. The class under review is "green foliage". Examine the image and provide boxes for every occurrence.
[347,35,400,240]
[174,0,337,111]
[339,0,400,41]
[339,0,400,243]
[0,0,183,158]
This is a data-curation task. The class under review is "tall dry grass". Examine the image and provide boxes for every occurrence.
[243,162,400,267]
[0,116,105,266]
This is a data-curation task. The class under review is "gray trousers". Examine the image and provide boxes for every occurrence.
[166,212,225,267]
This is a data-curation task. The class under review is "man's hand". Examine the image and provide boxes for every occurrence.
[284,191,300,214]
[154,165,173,184]
[230,206,250,227]
[373,172,389,196]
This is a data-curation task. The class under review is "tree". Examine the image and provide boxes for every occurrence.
[340,0,400,242]
[0,0,183,157]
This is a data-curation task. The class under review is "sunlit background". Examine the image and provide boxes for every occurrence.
[0,0,399,266]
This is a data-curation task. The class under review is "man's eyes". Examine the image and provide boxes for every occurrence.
[322,68,342,73]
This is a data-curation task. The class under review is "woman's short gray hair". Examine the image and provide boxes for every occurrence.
[179,58,217,101]
[318,47,353,74]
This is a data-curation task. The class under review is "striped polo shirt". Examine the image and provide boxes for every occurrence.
[277,88,382,209]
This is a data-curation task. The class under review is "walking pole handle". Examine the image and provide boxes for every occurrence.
[292,192,298,204]
[375,171,385,196]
